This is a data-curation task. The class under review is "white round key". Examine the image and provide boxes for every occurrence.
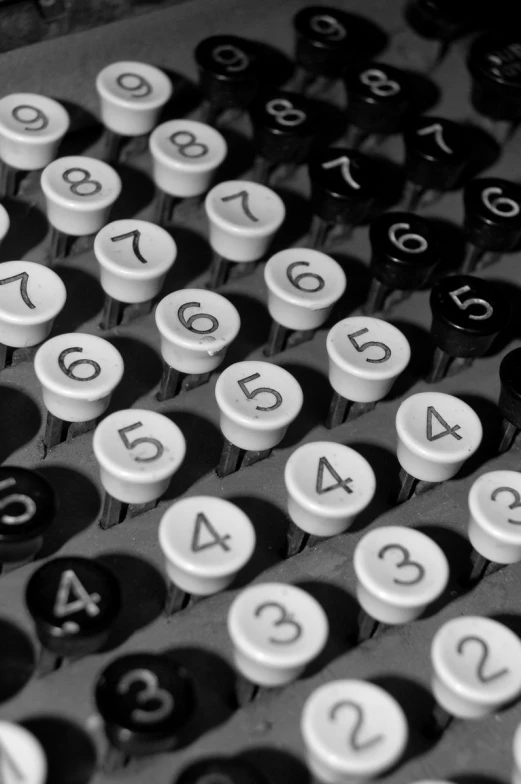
[155,288,240,375]
[0,721,47,784]
[264,248,347,331]
[94,219,176,303]
[0,203,10,244]
[93,409,186,505]
[285,442,376,537]
[0,260,66,348]
[0,93,70,171]
[41,155,122,236]
[228,582,328,687]
[205,180,285,262]
[354,526,449,625]
[301,679,408,784]
[326,316,411,403]
[396,392,482,483]
[512,720,521,784]
[150,119,227,198]
[96,61,172,136]
[34,333,124,423]
[431,616,521,719]
[215,360,303,451]
[468,471,521,564]
[159,496,255,595]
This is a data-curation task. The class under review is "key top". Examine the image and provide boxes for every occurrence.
[0,721,47,784]
[467,34,521,130]
[159,496,255,614]
[0,203,9,246]
[462,177,521,272]
[293,7,352,84]
[498,348,521,453]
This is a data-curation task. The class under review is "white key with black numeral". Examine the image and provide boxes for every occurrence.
[93,409,186,530]
[284,441,376,557]
[0,260,66,372]
[326,315,411,428]
[353,525,449,643]
[155,288,240,401]
[159,496,255,614]
[215,360,303,477]
[395,391,482,503]
[228,582,328,705]
[40,155,122,263]
[301,679,408,784]
[0,203,10,247]
[94,218,177,330]
[204,180,285,288]
[149,119,227,225]
[0,722,47,784]
[264,247,346,356]
[34,333,124,452]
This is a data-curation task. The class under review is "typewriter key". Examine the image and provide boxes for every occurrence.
[395,392,482,503]
[25,556,121,676]
[0,203,9,246]
[427,275,510,383]
[149,119,227,225]
[467,34,521,133]
[0,93,69,198]
[94,219,177,330]
[0,467,56,575]
[0,260,66,371]
[205,180,285,289]
[228,582,328,706]
[155,289,240,401]
[93,409,186,529]
[353,526,449,644]
[365,211,439,315]
[404,0,470,68]
[159,496,255,614]
[264,248,346,357]
[498,348,521,453]
[175,757,268,784]
[215,360,303,478]
[462,177,521,273]
[34,333,124,452]
[293,7,353,90]
[325,317,411,429]
[95,652,195,772]
[0,721,47,784]
[96,61,172,162]
[41,155,122,264]
[284,442,375,558]
[301,680,408,784]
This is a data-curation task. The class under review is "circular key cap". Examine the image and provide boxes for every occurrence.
[404,116,469,194]
[0,721,47,784]
[396,392,482,483]
[250,91,316,168]
[0,203,10,244]
[228,582,328,687]
[264,248,346,331]
[41,155,122,237]
[95,652,195,755]
[159,496,255,595]
[0,93,70,171]
[431,616,521,718]
[93,409,186,505]
[354,526,449,625]
[345,63,410,137]
[0,260,66,348]
[285,442,376,537]
[463,177,521,254]
[96,61,172,136]
[94,219,177,303]
[215,360,303,452]
[293,7,354,79]
[327,316,411,403]
[195,35,260,115]
[205,180,285,262]
[468,34,521,122]
[150,119,227,199]
[0,466,56,565]
[176,757,268,784]
[301,679,408,784]
[468,471,521,564]
[155,289,240,375]
[369,211,439,292]
[499,348,521,434]
[34,333,124,423]
[26,556,120,658]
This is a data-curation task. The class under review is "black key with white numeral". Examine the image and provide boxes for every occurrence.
[498,348,521,454]
[95,652,195,772]
[427,274,510,383]
[462,177,521,272]
[25,556,121,676]
[467,33,521,135]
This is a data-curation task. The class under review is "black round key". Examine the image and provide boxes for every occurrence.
[369,211,439,291]
[95,652,195,757]
[499,347,521,433]
[404,0,469,43]
[463,177,521,254]
[404,116,469,194]
[0,467,56,545]
[309,147,380,226]
[250,91,316,167]
[467,34,521,122]
[293,7,358,79]
[176,757,268,784]
[344,63,410,137]
[25,556,121,658]
[195,35,260,116]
